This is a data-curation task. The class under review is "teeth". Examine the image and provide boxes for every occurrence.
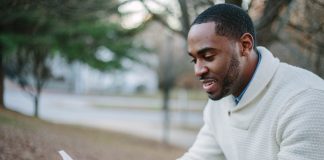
[200,79,217,86]
[204,80,215,86]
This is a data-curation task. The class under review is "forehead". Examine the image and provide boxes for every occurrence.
[187,22,231,54]
[188,22,216,43]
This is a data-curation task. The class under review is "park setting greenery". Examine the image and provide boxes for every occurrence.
[1,0,323,117]
[0,0,323,159]
[0,0,148,117]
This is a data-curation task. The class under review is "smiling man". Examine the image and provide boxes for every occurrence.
[178,3,324,160]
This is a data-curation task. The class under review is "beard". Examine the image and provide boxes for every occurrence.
[208,54,240,100]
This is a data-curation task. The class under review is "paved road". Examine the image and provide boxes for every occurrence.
[4,84,206,148]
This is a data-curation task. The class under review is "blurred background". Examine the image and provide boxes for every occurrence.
[0,0,323,159]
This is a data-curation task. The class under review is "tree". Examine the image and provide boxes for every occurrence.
[5,46,52,117]
[250,0,323,76]
[0,44,4,109]
[0,0,148,116]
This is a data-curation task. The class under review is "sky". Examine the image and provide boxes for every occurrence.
[117,0,181,29]
[117,0,251,29]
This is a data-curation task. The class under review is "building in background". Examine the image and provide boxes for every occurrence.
[49,52,158,94]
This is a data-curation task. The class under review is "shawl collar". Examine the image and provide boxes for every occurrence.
[233,47,280,111]
[228,47,280,130]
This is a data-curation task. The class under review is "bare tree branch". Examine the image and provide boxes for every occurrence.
[288,22,324,34]
[149,0,174,15]
[225,0,242,7]
[139,0,183,36]
[20,84,36,98]
[193,0,215,7]
[309,0,324,7]
[274,1,294,33]
[255,0,293,31]
[178,0,190,37]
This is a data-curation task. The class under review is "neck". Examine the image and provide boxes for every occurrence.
[233,49,259,97]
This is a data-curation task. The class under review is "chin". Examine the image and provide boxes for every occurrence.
[207,88,230,101]
[208,93,223,101]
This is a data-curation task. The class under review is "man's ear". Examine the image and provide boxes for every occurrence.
[240,33,254,56]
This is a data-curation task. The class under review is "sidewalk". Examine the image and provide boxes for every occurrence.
[4,82,205,148]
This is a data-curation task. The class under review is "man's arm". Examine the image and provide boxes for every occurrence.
[177,124,226,160]
[178,100,226,160]
[277,89,324,160]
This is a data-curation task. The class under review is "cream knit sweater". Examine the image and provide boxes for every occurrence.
[178,47,324,160]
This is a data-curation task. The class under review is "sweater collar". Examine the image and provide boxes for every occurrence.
[234,49,262,104]
[232,46,280,111]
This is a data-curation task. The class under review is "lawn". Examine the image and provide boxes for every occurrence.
[0,109,185,160]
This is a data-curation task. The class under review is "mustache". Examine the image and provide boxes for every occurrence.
[198,75,216,81]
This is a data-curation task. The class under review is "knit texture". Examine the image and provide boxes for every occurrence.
[178,47,324,160]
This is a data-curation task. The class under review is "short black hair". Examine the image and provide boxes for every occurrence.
[192,3,256,47]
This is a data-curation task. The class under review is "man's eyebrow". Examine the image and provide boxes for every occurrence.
[188,47,217,57]
[197,47,216,55]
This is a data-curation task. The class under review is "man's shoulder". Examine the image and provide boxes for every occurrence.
[274,63,324,91]
[273,63,324,110]
[261,62,324,113]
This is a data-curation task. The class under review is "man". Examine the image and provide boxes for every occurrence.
[178,3,324,160]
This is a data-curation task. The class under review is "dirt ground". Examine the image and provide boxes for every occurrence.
[0,109,185,160]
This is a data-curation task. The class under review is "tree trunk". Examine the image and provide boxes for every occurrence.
[161,35,175,145]
[225,0,243,7]
[178,0,190,37]
[0,46,5,109]
[33,77,43,118]
[162,85,170,144]
[34,95,39,118]
[314,44,323,78]
[315,54,321,77]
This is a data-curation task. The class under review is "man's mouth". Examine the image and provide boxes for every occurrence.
[201,79,218,92]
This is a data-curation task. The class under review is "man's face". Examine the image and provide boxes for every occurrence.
[187,22,242,100]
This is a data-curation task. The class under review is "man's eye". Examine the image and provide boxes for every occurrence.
[204,55,214,61]
[190,59,196,64]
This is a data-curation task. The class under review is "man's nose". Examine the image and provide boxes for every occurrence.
[194,62,208,77]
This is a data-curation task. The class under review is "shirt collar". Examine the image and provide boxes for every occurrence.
[234,50,262,104]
